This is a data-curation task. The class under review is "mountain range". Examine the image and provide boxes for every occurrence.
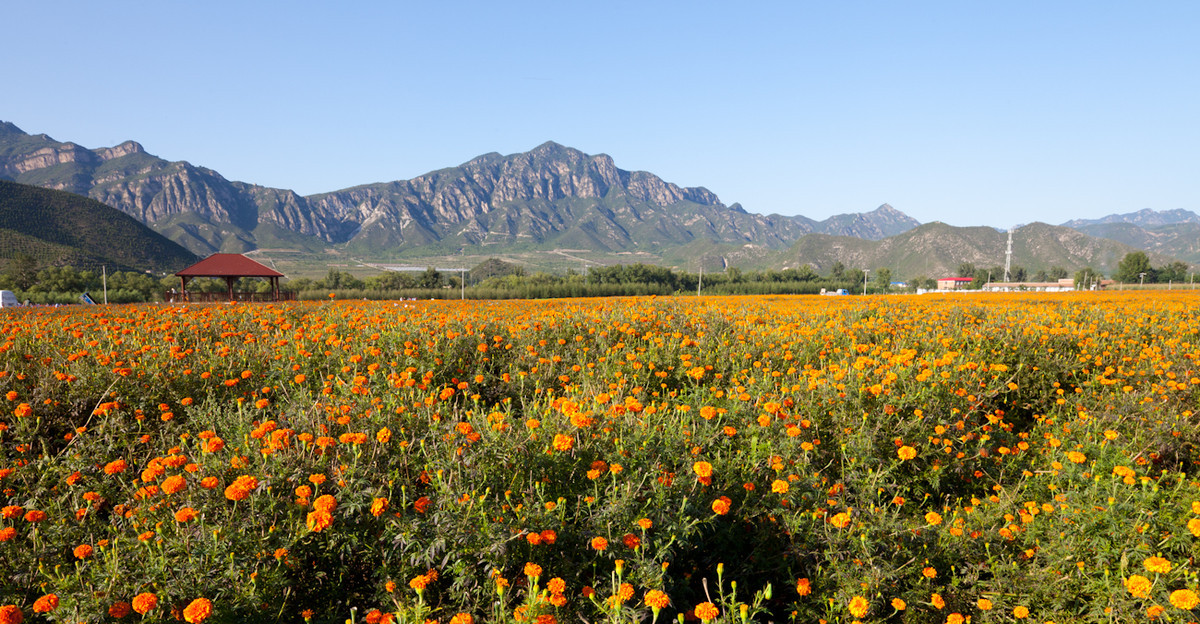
[0,120,1195,276]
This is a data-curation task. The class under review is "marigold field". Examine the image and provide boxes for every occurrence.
[2,292,1199,624]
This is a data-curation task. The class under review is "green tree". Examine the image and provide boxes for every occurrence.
[1048,266,1069,280]
[1157,261,1189,283]
[7,253,38,290]
[1114,252,1153,283]
[957,262,976,278]
[873,268,892,290]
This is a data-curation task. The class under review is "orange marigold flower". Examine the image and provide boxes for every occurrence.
[771,479,789,494]
[891,598,906,611]
[711,496,732,515]
[524,562,542,578]
[1012,605,1029,619]
[829,512,851,528]
[925,511,943,526]
[897,445,917,460]
[637,518,652,530]
[1126,574,1152,598]
[307,509,333,532]
[132,593,158,615]
[1144,556,1172,574]
[796,578,811,596]
[448,613,474,624]
[977,598,993,610]
[1066,451,1087,464]
[552,434,574,452]
[692,461,713,478]
[410,574,430,591]
[200,476,219,489]
[931,593,945,609]
[364,609,383,624]
[547,577,566,594]
[590,536,608,551]
[182,597,212,624]
[1,506,21,519]
[175,507,198,523]
[73,544,94,559]
[539,529,556,544]
[1170,589,1199,610]
[1187,518,1200,537]
[694,602,719,622]
[314,494,337,512]
[414,496,431,513]
[104,459,128,475]
[109,601,132,618]
[622,532,641,549]
[0,528,15,542]
[161,475,187,495]
[32,595,57,613]
[371,497,388,517]
[848,595,869,618]
[0,605,23,624]
[645,589,670,609]
[23,510,46,523]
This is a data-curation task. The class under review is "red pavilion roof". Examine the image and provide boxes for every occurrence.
[175,254,284,278]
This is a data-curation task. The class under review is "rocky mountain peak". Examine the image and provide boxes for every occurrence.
[95,140,145,161]
[0,121,25,136]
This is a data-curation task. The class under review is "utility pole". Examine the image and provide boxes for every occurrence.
[863,269,869,296]
[102,265,108,305]
[461,269,465,300]
[1003,228,1013,282]
[697,263,703,297]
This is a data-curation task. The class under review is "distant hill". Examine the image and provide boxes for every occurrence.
[1061,208,1200,228]
[1064,222,1200,265]
[0,180,198,273]
[773,221,1173,279]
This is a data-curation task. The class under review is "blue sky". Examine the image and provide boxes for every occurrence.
[4,1,1197,227]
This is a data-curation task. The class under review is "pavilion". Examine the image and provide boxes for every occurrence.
[174,253,286,302]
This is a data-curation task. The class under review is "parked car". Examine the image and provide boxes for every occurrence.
[0,290,19,307]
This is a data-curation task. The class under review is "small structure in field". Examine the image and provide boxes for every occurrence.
[174,254,287,302]
[936,277,974,290]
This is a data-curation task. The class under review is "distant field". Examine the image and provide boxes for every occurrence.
[2,292,1200,623]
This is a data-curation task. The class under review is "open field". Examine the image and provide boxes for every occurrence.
[2,292,1200,623]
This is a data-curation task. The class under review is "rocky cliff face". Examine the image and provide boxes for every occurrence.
[0,122,920,257]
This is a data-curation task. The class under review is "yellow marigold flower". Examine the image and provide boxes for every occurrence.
[1144,556,1172,574]
[925,511,943,525]
[1170,589,1199,610]
[692,461,713,478]
[977,598,993,610]
[1066,451,1086,464]
[1126,574,1153,598]
[946,614,965,624]
[897,445,917,460]
[552,434,574,451]
[1012,605,1029,619]
[830,512,851,528]
[694,602,719,622]
[1147,605,1165,619]
[771,479,789,494]
[848,596,869,618]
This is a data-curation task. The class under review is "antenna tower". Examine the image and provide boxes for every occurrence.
[1003,228,1013,282]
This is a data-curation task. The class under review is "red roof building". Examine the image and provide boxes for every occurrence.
[174,254,286,301]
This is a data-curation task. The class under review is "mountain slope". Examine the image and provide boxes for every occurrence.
[0,122,924,259]
[0,180,198,272]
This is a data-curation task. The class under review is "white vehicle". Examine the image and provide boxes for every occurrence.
[0,290,19,308]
